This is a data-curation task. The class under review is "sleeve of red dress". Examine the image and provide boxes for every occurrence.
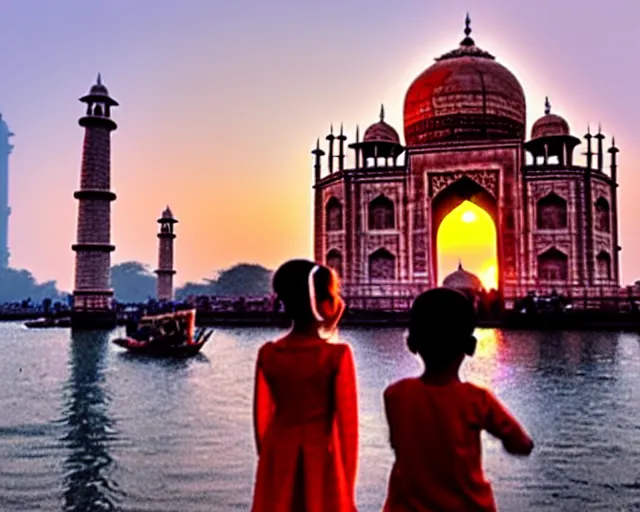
[253,345,275,456]
[335,344,359,493]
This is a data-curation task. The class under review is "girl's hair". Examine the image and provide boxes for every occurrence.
[407,287,477,364]
[272,259,340,325]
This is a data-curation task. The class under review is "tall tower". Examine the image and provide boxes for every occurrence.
[71,75,119,328]
[155,206,178,301]
[0,114,14,268]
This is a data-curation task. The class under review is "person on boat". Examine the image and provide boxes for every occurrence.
[251,259,358,512]
[382,287,534,512]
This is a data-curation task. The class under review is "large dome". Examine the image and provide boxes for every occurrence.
[403,17,526,146]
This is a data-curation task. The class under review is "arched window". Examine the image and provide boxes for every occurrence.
[368,195,395,230]
[537,247,569,281]
[326,197,343,232]
[326,249,343,278]
[536,193,568,230]
[595,197,610,233]
[596,251,612,280]
[368,248,396,280]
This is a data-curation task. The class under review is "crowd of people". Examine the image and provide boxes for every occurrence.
[249,258,534,511]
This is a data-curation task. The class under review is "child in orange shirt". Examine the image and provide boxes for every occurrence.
[251,259,359,512]
[383,287,534,512]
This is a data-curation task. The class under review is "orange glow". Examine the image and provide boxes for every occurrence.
[436,201,498,290]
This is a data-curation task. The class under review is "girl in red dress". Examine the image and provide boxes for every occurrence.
[383,288,534,512]
[251,259,359,512]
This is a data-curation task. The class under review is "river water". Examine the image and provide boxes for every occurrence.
[0,322,639,511]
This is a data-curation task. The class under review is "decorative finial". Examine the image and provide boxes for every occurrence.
[612,136,616,147]
[544,97,551,115]
[461,13,474,46]
[97,73,102,85]
[458,259,463,270]
[330,123,334,134]
[598,122,602,134]
[340,123,344,135]
[380,104,385,122]
[355,124,360,142]
[585,125,592,138]
[316,137,320,149]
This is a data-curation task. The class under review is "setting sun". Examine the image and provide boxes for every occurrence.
[437,201,498,290]
[461,210,476,223]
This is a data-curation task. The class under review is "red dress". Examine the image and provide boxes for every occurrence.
[251,337,359,512]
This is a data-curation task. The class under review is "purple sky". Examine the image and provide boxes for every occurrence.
[1,0,638,291]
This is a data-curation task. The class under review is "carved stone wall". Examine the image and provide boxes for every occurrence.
[356,181,405,283]
[318,182,345,267]
[409,143,522,289]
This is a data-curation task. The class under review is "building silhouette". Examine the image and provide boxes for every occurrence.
[155,206,178,301]
[312,16,620,307]
[0,114,14,268]
[71,75,119,328]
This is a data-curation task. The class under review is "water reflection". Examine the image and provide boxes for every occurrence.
[117,350,210,368]
[60,330,121,511]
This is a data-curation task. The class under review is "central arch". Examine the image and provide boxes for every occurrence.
[430,176,500,290]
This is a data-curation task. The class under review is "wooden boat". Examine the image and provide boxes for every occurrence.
[112,309,214,357]
[24,316,72,329]
[112,335,210,357]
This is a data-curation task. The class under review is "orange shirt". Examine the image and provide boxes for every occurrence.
[383,378,531,512]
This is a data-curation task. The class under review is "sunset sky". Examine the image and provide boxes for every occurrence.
[1,0,639,292]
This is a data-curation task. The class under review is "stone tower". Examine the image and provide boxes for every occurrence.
[0,114,14,268]
[71,75,119,328]
[155,206,178,301]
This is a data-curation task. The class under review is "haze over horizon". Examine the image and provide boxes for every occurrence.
[1,0,638,292]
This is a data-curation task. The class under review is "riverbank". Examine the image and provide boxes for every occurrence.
[193,310,640,331]
[4,309,639,331]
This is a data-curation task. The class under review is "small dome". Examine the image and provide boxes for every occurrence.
[442,263,484,292]
[531,97,570,139]
[89,73,110,96]
[363,105,401,144]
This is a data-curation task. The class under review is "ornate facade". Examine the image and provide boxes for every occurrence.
[71,75,119,324]
[0,114,14,268]
[312,17,621,305]
[155,206,178,301]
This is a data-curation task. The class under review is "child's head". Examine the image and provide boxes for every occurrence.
[407,287,477,368]
[272,259,343,329]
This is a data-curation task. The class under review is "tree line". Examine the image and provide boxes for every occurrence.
[0,261,273,303]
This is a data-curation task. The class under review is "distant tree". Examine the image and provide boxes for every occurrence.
[175,263,273,299]
[175,281,214,299]
[111,261,156,303]
[213,263,273,296]
[0,266,65,303]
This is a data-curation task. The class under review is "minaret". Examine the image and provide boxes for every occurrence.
[155,206,178,301]
[583,126,594,284]
[337,124,346,172]
[71,74,119,328]
[608,138,620,284]
[595,124,605,172]
[0,114,14,268]
[326,125,335,174]
[312,139,325,262]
